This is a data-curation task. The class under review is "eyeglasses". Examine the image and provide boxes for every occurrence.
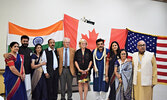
[64,42,70,43]
[138,44,146,47]
[121,53,126,55]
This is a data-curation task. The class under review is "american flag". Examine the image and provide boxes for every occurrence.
[125,29,167,84]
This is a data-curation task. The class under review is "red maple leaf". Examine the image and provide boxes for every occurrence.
[81,29,99,50]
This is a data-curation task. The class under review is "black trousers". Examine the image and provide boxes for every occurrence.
[46,69,59,100]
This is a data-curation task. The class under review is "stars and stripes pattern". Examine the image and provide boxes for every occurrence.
[125,29,167,84]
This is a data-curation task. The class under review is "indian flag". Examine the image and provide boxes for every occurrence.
[8,20,64,52]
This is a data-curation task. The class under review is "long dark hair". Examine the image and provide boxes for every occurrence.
[109,41,120,58]
[34,44,43,57]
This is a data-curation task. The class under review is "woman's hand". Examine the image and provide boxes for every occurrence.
[79,69,86,74]
[85,68,90,72]
[20,74,25,81]
[22,73,25,81]
[105,76,109,83]
[41,62,46,66]
[119,78,122,83]
[117,74,121,79]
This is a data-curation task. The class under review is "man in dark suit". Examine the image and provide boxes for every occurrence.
[57,37,75,100]
[42,39,59,100]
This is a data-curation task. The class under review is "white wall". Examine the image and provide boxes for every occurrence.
[0,0,167,99]
[0,0,167,69]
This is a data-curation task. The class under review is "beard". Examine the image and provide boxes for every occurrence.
[51,45,55,47]
[139,50,145,54]
[22,43,28,47]
[98,46,104,52]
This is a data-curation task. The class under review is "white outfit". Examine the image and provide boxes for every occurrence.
[25,74,32,100]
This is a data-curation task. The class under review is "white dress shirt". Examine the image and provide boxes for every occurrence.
[42,47,58,74]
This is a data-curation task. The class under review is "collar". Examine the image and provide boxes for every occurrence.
[63,47,69,50]
[48,47,55,51]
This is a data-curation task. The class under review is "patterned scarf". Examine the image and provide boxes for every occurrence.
[93,48,107,81]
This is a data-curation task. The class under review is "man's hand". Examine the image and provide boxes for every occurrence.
[3,53,10,59]
[45,73,50,78]
[152,85,155,88]
[127,58,132,62]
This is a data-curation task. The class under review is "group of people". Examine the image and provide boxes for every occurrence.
[3,35,157,100]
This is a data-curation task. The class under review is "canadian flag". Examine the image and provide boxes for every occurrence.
[64,14,127,50]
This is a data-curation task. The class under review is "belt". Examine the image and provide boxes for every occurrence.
[63,66,69,68]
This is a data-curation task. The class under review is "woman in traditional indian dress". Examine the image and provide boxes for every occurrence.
[106,41,120,100]
[31,44,47,100]
[114,49,132,100]
[3,42,27,100]
[74,39,92,100]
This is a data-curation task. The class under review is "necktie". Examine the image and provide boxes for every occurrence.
[65,48,67,67]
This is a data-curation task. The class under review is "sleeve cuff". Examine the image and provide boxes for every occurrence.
[7,61,15,66]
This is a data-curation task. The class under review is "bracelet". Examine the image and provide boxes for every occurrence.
[19,74,22,78]
[87,68,90,70]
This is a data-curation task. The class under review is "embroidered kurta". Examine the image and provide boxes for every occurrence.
[93,48,109,92]
[132,53,157,100]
